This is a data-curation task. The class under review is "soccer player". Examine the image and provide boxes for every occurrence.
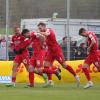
[7,27,34,87]
[27,31,61,87]
[37,22,80,87]
[79,28,100,89]
[27,32,48,87]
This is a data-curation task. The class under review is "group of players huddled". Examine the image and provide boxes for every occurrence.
[6,22,100,89]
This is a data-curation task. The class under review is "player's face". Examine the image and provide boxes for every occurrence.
[81,32,88,37]
[14,27,20,35]
[24,32,30,38]
[38,25,46,32]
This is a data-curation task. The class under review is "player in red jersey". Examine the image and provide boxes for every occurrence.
[37,22,80,87]
[27,31,61,87]
[79,28,100,89]
[26,32,47,87]
[6,27,34,87]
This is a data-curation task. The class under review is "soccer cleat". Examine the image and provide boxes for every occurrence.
[42,73,48,83]
[75,75,80,87]
[24,84,34,88]
[43,80,54,88]
[58,68,61,72]
[5,83,16,88]
[84,81,93,89]
[55,69,61,80]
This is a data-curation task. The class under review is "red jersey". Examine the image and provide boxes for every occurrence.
[31,32,42,54]
[45,28,61,52]
[87,32,98,52]
[10,34,29,52]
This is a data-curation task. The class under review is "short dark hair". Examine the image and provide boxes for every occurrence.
[21,29,29,36]
[79,28,86,35]
[63,36,67,41]
[37,22,46,27]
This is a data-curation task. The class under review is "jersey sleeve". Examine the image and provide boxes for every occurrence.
[45,29,51,36]
[47,28,55,36]
[88,33,95,41]
[21,38,31,49]
[30,32,37,40]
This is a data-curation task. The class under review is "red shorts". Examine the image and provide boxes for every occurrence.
[14,51,29,65]
[45,47,65,64]
[84,50,100,67]
[30,50,46,68]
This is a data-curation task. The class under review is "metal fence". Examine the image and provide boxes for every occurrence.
[0,0,100,60]
[7,39,88,61]
[0,36,100,61]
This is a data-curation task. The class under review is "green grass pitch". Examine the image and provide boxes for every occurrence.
[0,83,100,100]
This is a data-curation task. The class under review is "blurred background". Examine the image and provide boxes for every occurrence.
[0,0,100,60]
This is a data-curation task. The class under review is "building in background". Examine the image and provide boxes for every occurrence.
[0,0,100,27]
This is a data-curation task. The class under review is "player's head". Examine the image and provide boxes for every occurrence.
[21,29,30,38]
[14,26,20,35]
[79,28,88,37]
[37,22,46,32]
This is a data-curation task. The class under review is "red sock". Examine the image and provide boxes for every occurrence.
[82,67,91,81]
[47,74,52,80]
[12,77,16,83]
[42,67,56,74]
[29,72,34,86]
[66,65,76,76]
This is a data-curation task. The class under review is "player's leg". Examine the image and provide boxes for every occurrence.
[42,60,61,80]
[93,60,100,72]
[93,51,100,72]
[82,63,93,89]
[42,60,61,88]
[41,50,49,83]
[82,55,93,89]
[43,67,54,87]
[36,50,49,84]
[22,54,34,87]
[6,55,21,87]
[61,61,80,87]
[55,51,80,87]
[35,60,48,85]
[27,58,35,87]
[42,50,61,80]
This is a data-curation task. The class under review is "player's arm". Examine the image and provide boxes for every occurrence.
[87,34,96,52]
[34,32,45,41]
[9,37,15,51]
[21,38,31,49]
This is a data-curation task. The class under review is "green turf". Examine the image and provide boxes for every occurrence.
[0,83,100,100]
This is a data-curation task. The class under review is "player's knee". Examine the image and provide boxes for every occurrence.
[37,68,42,73]
[28,65,34,72]
[44,61,51,67]
[12,66,17,73]
[62,62,67,69]
[82,64,89,68]
[12,63,19,71]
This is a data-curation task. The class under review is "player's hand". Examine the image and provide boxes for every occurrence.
[39,32,45,36]
[36,29,40,33]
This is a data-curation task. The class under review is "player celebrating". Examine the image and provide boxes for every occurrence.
[79,28,100,89]
[26,31,48,87]
[27,31,61,87]
[37,22,80,87]
[6,27,34,87]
